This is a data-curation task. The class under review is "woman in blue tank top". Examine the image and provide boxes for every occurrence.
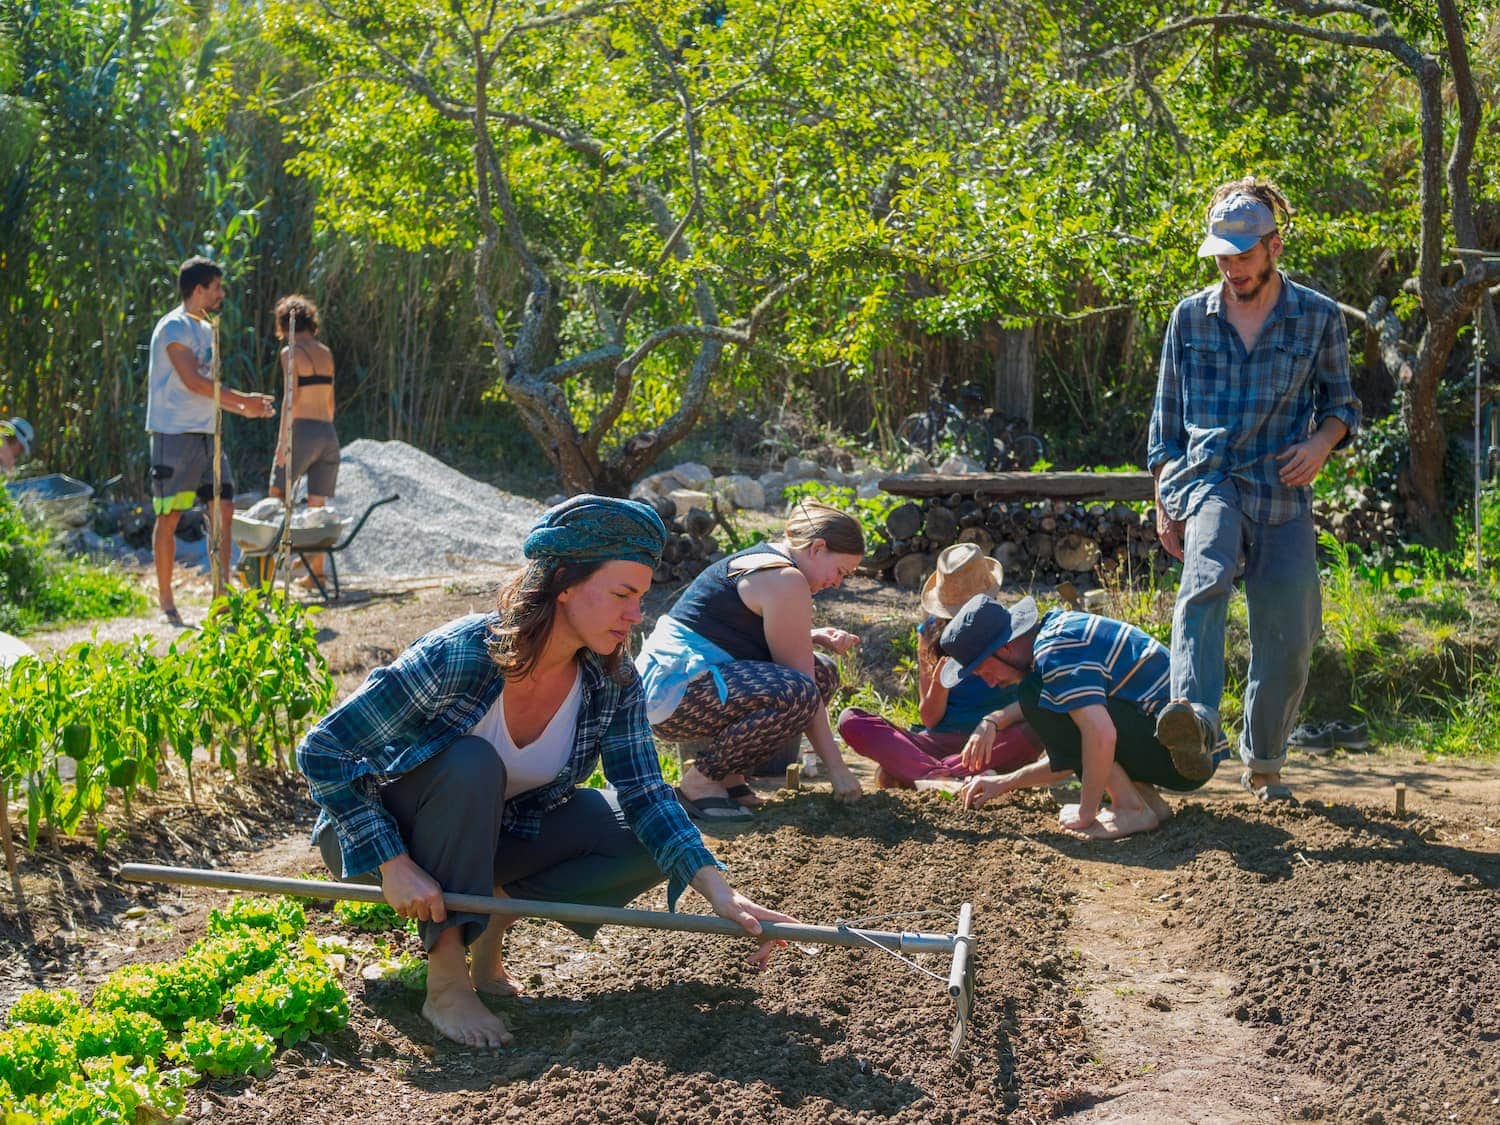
[637,500,866,818]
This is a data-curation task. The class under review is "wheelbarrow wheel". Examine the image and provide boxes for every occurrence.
[237,553,279,590]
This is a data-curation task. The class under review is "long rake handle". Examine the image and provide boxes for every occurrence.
[120,864,959,954]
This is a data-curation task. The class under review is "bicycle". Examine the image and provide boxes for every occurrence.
[895,381,1049,471]
[894,382,995,466]
[985,414,1048,471]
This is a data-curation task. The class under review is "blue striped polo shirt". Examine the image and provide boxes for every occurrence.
[1029,610,1230,754]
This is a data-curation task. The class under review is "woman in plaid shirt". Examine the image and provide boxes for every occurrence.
[297,495,794,1049]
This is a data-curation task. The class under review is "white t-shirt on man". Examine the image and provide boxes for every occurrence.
[146,305,215,434]
[466,668,583,799]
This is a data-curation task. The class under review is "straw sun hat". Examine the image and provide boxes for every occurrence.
[919,542,1005,618]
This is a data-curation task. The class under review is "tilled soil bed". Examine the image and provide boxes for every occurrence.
[6,578,1499,1123]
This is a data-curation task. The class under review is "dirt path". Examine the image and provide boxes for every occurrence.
[8,574,1500,1123]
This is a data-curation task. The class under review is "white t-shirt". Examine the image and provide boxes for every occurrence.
[146,306,215,434]
[467,669,583,799]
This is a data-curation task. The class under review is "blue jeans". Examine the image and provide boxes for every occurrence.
[1171,481,1321,773]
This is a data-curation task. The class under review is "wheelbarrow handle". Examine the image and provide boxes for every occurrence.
[330,492,399,552]
[119,864,960,954]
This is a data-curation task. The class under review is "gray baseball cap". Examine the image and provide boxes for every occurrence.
[1198,192,1277,257]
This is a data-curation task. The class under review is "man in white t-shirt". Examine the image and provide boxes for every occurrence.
[147,257,276,625]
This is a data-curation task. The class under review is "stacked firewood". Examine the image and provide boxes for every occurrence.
[641,496,724,584]
[1313,486,1402,552]
[864,494,1170,589]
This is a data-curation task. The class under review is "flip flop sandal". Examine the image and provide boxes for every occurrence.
[1240,769,1297,804]
[724,784,765,810]
[675,788,752,821]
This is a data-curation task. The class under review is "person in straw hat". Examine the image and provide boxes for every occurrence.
[836,543,1043,788]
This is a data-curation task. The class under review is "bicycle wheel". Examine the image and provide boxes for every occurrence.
[1009,432,1048,470]
[953,419,999,467]
[895,412,936,457]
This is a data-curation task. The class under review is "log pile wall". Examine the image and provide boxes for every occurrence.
[865,493,1168,589]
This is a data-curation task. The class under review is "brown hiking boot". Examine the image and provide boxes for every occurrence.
[1154,701,1216,782]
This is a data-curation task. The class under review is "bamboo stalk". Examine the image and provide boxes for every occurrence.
[120,864,963,955]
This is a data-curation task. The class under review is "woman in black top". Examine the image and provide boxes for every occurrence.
[636,501,866,818]
[268,294,340,588]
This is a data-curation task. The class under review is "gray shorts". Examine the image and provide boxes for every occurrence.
[149,432,234,515]
[270,418,340,497]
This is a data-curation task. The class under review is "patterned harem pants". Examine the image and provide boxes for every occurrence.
[653,654,839,779]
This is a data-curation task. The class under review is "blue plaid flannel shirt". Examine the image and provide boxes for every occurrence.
[1148,274,1361,525]
[296,613,721,903]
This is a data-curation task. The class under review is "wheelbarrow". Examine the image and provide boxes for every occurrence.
[121,863,977,1057]
[234,493,399,602]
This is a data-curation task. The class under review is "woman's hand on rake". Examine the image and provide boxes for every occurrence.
[715,890,797,970]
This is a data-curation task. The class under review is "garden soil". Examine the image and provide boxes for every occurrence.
[8,576,1500,1124]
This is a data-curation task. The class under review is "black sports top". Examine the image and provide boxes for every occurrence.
[666,543,795,663]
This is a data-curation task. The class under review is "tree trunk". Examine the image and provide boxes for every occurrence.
[985,323,1036,425]
[1399,322,1456,543]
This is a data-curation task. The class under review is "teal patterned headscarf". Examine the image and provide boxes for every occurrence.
[522,494,667,569]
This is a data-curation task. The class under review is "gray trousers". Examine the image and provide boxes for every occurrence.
[1171,481,1321,774]
[318,736,666,951]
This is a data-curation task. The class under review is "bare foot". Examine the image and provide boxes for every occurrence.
[469,915,523,997]
[1133,782,1174,823]
[1071,804,1161,840]
[679,763,730,804]
[420,980,513,1048]
[723,772,766,808]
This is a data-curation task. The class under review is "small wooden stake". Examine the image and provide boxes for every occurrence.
[0,795,25,905]
[785,762,801,792]
[1394,783,1407,817]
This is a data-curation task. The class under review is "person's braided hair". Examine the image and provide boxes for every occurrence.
[1208,176,1293,237]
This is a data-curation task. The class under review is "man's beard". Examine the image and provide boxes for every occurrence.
[1225,260,1275,303]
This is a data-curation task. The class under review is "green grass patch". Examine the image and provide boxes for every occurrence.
[0,490,145,634]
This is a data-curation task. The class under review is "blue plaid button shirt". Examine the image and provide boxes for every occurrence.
[1148,274,1361,524]
[296,613,720,901]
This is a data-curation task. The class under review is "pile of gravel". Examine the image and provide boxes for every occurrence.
[329,439,545,576]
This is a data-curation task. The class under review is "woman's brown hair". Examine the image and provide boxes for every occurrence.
[273,294,321,339]
[485,559,627,680]
[784,499,865,557]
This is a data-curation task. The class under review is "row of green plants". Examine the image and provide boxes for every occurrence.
[0,490,144,635]
[0,591,333,887]
[0,895,349,1122]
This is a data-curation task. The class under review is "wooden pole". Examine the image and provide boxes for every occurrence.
[273,309,298,598]
[877,470,1155,501]
[208,317,225,599]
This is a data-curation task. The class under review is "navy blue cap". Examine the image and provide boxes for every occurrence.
[938,594,1040,688]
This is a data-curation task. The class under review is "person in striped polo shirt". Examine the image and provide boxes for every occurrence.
[942,595,1228,839]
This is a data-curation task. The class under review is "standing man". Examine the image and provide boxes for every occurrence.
[147,257,275,625]
[0,417,32,474]
[1147,178,1361,802]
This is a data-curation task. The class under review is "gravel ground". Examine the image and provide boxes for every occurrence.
[329,439,545,576]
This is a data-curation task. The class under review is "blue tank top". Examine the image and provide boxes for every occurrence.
[916,615,1019,734]
[665,544,795,664]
